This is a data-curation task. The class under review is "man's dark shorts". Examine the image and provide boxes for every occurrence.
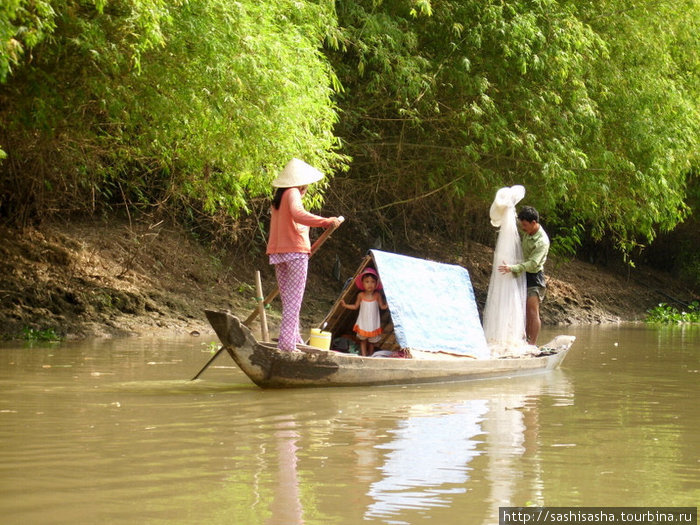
[526,271,547,302]
[527,285,546,302]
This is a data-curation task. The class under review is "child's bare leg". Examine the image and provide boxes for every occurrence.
[360,340,368,356]
[367,342,375,356]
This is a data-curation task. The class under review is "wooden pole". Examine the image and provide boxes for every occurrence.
[255,270,269,342]
[191,346,226,380]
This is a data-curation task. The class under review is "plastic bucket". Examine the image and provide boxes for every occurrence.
[308,328,332,350]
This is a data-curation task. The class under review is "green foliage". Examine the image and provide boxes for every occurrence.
[21,326,62,341]
[549,223,584,259]
[115,0,343,217]
[236,282,255,296]
[556,0,699,250]
[645,301,700,324]
[639,168,700,286]
[1,0,344,226]
[1,0,698,271]
[1,0,61,82]
[202,341,220,353]
[326,0,699,258]
[672,170,700,287]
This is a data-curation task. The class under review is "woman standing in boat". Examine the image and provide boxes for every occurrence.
[267,158,342,352]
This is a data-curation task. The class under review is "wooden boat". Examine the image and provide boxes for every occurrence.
[201,250,576,388]
[204,309,575,389]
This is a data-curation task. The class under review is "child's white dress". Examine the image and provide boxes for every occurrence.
[353,296,382,340]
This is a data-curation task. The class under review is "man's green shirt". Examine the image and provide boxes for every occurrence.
[510,226,550,276]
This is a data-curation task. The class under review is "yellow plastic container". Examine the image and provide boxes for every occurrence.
[308,328,332,350]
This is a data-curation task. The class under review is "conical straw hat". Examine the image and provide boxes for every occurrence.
[489,185,525,227]
[272,158,325,188]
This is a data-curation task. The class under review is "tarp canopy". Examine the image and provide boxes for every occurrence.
[322,250,489,358]
[371,250,489,358]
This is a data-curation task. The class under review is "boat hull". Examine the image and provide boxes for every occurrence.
[205,310,574,389]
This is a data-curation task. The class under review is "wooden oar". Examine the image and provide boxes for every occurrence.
[191,217,344,380]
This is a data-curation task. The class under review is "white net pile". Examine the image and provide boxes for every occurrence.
[482,185,530,357]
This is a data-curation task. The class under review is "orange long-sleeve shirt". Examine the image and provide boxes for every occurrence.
[266,187,333,255]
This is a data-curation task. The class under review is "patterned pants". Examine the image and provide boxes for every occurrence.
[273,256,308,351]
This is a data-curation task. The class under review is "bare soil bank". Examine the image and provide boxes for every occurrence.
[1,218,697,340]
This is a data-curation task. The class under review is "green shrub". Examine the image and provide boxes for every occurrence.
[21,327,63,342]
[645,301,700,324]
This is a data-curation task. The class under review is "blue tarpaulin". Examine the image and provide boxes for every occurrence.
[371,250,489,358]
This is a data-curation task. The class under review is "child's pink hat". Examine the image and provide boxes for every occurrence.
[355,267,382,290]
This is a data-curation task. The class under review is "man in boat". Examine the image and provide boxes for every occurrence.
[498,206,550,345]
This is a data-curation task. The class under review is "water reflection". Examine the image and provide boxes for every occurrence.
[365,399,488,520]
[356,373,573,524]
[251,372,574,525]
[268,420,303,525]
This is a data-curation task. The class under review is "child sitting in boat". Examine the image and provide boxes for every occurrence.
[340,267,388,357]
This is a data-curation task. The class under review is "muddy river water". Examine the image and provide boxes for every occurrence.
[1,324,698,524]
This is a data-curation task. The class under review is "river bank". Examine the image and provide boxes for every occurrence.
[0,217,696,340]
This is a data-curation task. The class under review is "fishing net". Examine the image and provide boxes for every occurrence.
[483,186,528,356]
